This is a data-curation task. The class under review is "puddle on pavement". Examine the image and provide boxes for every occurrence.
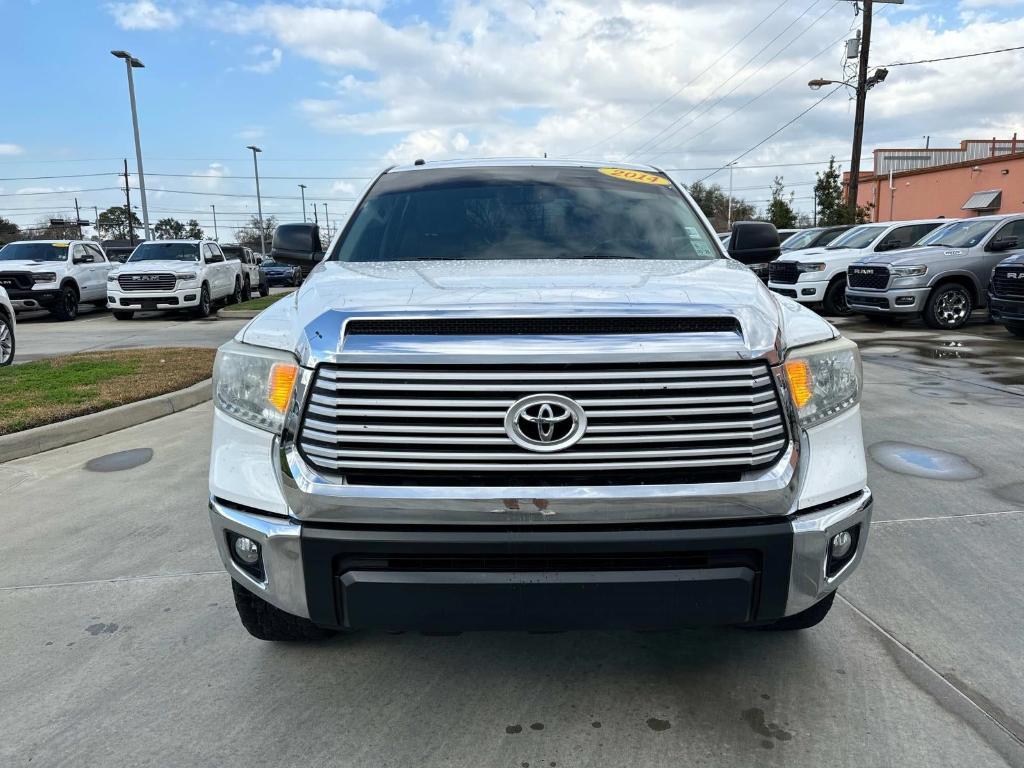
[84,448,154,473]
[855,335,1024,388]
[869,441,982,481]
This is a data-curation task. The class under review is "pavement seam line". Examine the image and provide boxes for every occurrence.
[0,570,224,592]
[873,510,1024,525]
[838,592,1024,750]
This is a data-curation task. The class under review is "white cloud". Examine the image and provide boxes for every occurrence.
[236,126,266,141]
[0,143,25,156]
[244,46,283,74]
[330,180,357,196]
[107,0,180,30]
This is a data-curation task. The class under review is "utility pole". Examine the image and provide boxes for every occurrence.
[123,158,135,246]
[726,162,736,229]
[323,203,330,240]
[812,190,818,227]
[298,184,307,222]
[246,145,266,257]
[312,203,319,227]
[846,0,873,221]
[211,204,218,241]
[923,135,930,149]
[93,206,99,239]
[74,198,82,238]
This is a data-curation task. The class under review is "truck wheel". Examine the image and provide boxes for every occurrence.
[924,283,973,329]
[1005,322,1024,338]
[0,312,14,366]
[259,280,270,298]
[227,278,243,306]
[292,272,302,287]
[242,275,252,300]
[749,591,836,631]
[822,277,853,317]
[194,284,212,318]
[112,310,135,321]
[51,284,79,321]
[231,580,335,641]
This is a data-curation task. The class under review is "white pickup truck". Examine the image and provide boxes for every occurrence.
[107,239,243,319]
[0,239,114,320]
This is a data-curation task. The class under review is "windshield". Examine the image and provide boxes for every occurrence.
[334,166,719,262]
[919,219,998,248]
[826,225,887,250]
[0,242,69,262]
[781,229,821,251]
[128,242,200,262]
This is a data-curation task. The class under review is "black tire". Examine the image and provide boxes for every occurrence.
[112,310,135,321]
[259,280,270,298]
[292,271,302,287]
[0,312,14,366]
[924,283,973,330]
[749,592,836,631]
[226,278,243,306]
[231,580,335,641]
[194,284,212,318]
[822,277,853,317]
[1005,322,1024,339]
[50,284,79,321]
[242,275,252,300]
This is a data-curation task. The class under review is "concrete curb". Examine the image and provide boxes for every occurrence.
[0,379,212,464]
[217,308,260,319]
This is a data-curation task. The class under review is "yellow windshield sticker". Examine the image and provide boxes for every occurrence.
[52,242,69,247]
[598,168,670,186]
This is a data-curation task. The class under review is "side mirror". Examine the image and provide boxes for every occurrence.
[270,223,325,274]
[989,236,1019,252]
[727,221,781,265]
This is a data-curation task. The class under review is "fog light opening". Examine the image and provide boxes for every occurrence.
[895,296,915,306]
[826,525,860,578]
[801,288,816,296]
[228,532,265,580]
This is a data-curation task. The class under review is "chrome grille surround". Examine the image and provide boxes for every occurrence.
[296,361,790,481]
[847,266,890,290]
[118,273,177,291]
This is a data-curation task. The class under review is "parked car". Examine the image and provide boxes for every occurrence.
[260,259,303,287]
[780,225,854,253]
[0,285,15,366]
[106,239,244,320]
[0,239,114,320]
[220,243,267,298]
[768,219,947,316]
[209,159,870,641]
[989,252,1024,337]
[847,214,1024,329]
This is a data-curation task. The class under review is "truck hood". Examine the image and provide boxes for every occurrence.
[0,260,67,273]
[995,253,1024,268]
[854,245,962,267]
[116,260,200,273]
[240,258,837,359]
[774,246,867,264]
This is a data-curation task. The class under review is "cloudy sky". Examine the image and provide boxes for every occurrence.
[1,0,1022,235]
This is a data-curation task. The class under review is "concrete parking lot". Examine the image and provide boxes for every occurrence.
[2,317,1023,767]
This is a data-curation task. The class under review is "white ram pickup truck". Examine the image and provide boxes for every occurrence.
[107,239,243,319]
[0,239,114,320]
[209,160,871,641]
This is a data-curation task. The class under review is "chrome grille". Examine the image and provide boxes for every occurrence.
[118,273,176,291]
[297,362,789,484]
[847,266,890,290]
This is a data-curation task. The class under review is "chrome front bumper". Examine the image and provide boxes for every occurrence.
[209,488,872,622]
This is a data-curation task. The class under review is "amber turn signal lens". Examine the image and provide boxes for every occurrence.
[267,363,298,412]
[785,359,813,409]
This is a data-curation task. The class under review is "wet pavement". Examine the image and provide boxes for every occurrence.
[1,314,1023,767]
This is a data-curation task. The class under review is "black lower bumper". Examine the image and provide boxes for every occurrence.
[7,288,59,307]
[989,293,1024,323]
[301,521,794,631]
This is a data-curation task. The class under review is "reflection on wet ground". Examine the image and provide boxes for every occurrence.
[852,333,1024,389]
[868,441,983,481]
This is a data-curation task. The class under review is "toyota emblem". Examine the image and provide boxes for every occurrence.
[504,394,587,453]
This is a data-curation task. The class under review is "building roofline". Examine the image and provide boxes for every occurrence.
[856,150,1024,182]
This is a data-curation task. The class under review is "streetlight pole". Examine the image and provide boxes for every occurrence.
[246,145,266,257]
[322,203,330,240]
[726,162,737,229]
[298,184,307,222]
[211,204,218,241]
[111,50,151,240]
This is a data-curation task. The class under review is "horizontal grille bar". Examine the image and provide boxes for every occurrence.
[992,270,1024,298]
[298,359,790,484]
[345,317,741,336]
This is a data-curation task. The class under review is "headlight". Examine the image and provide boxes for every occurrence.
[107,273,119,282]
[783,337,862,428]
[892,265,927,277]
[32,272,57,283]
[214,341,299,433]
[175,272,198,281]
[796,263,826,273]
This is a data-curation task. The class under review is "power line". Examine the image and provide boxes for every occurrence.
[0,172,115,182]
[624,0,833,159]
[636,0,843,159]
[0,187,122,197]
[572,0,791,155]
[874,45,1024,68]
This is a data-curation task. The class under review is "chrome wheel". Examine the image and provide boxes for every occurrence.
[935,288,970,327]
[0,316,13,365]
